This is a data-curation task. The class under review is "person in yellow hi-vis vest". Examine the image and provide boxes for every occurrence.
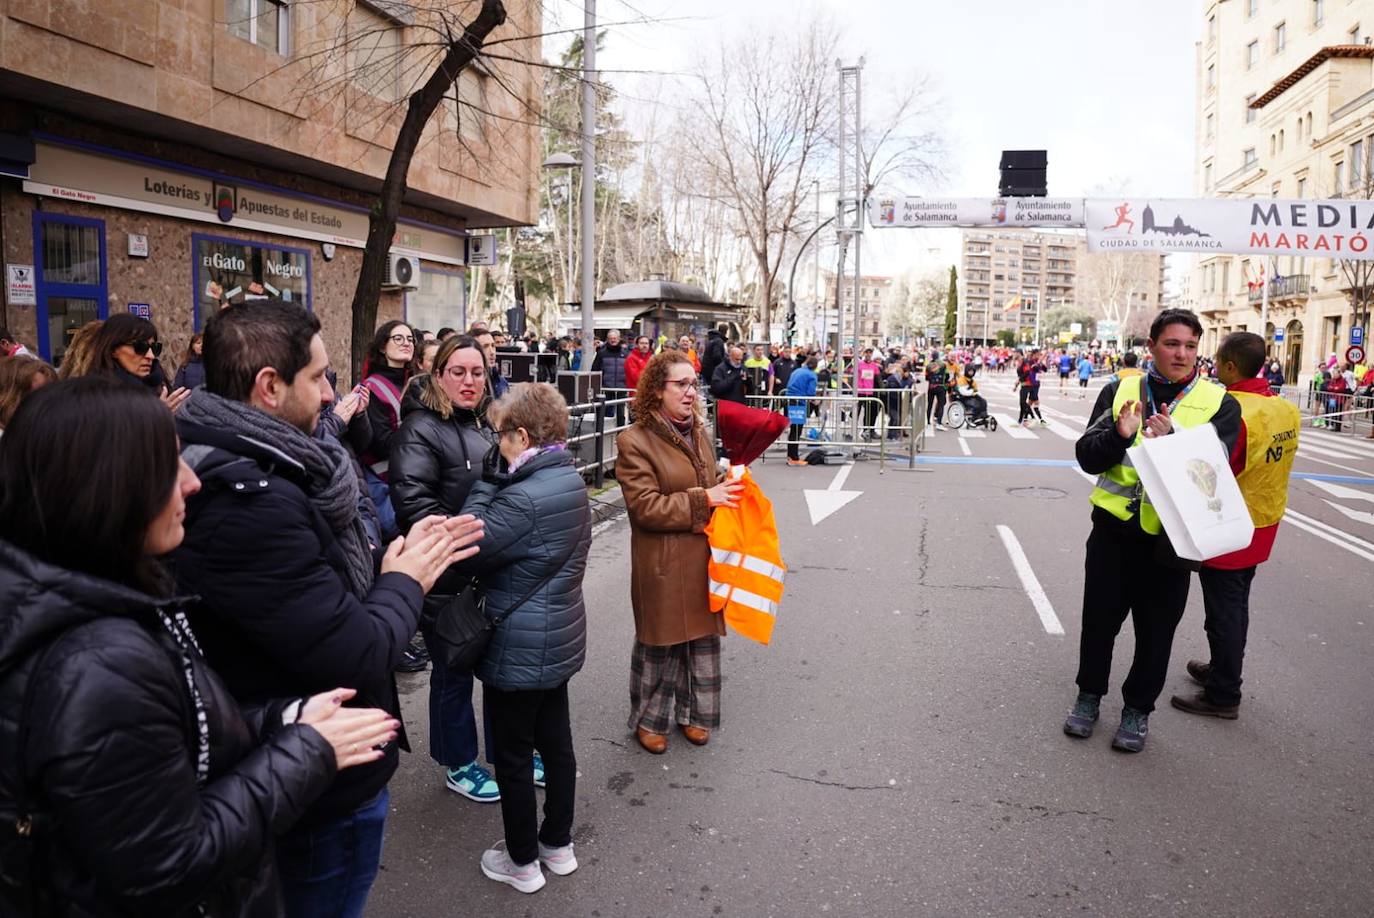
[1065,309,1242,754]
[1171,332,1299,720]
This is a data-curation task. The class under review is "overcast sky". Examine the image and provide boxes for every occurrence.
[542,0,1203,277]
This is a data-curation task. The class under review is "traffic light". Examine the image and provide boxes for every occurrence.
[999,150,1047,197]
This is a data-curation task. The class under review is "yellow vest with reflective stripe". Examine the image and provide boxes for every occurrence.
[1231,390,1300,526]
[1089,374,1226,534]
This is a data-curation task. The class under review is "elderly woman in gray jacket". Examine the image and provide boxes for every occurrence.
[456,382,590,895]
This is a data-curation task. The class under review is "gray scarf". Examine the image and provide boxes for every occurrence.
[180,390,375,598]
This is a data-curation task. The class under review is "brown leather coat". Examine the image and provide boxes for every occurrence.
[615,411,726,646]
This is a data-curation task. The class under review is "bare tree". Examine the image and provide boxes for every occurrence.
[1079,251,1157,351]
[1336,169,1374,345]
[881,270,945,340]
[684,19,838,334]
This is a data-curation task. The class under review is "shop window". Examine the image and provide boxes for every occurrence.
[406,267,466,333]
[226,0,290,56]
[32,214,107,365]
[193,235,311,329]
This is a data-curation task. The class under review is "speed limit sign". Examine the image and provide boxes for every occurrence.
[1347,345,1365,365]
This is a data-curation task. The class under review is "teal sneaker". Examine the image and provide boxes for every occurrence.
[533,752,546,789]
[1063,691,1101,738]
[446,760,501,802]
[1111,706,1150,753]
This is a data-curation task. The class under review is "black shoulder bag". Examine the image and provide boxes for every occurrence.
[429,516,588,673]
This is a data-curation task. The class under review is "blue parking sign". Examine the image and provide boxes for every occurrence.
[1352,326,1364,346]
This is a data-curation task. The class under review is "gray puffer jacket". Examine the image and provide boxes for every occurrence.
[458,448,590,690]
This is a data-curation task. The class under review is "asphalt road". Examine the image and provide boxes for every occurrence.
[370,376,1374,918]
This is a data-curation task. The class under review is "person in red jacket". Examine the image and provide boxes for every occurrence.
[624,335,653,390]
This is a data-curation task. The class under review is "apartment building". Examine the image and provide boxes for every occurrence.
[0,1,541,370]
[1192,0,1374,380]
[819,271,893,349]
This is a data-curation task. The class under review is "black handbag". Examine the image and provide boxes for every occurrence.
[427,517,588,673]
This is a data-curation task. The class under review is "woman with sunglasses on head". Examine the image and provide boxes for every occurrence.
[82,313,190,411]
[387,336,506,804]
[0,378,399,916]
[358,320,419,542]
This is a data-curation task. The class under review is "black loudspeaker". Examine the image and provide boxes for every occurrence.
[999,149,1048,197]
[557,371,601,406]
[502,352,558,384]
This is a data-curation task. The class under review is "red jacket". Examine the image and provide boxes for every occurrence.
[624,347,652,390]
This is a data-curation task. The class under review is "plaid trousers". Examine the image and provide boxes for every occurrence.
[627,636,721,734]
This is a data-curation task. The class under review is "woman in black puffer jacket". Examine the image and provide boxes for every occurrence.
[388,335,505,803]
[455,382,590,895]
[0,379,398,917]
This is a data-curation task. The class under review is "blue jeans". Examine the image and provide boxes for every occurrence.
[421,634,495,768]
[277,788,389,918]
[362,468,399,542]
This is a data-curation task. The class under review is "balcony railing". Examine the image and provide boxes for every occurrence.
[1247,274,1310,304]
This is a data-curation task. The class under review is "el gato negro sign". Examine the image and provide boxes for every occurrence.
[25,141,467,266]
[1086,198,1374,260]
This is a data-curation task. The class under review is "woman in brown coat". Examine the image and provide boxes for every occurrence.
[615,350,743,754]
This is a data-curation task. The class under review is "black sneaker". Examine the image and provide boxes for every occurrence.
[396,637,429,673]
[1185,659,1211,686]
[1111,706,1149,753]
[1063,691,1101,738]
[1170,691,1239,719]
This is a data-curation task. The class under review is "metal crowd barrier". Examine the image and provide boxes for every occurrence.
[565,392,634,488]
[1279,384,1374,436]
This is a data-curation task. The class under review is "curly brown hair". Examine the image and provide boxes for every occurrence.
[632,350,695,423]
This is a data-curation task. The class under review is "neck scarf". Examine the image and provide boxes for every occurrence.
[179,390,375,598]
[508,442,567,475]
[1146,362,1197,388]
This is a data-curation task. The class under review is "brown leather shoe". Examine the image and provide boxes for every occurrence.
[679,724,710,746]
[636,727,667,754]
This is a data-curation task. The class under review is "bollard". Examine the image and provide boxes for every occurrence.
[593,393,606,489]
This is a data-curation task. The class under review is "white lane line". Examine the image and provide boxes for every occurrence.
[1305,479,1374,502]
[1301,427,1374,449]
[1039,417,1081,441]
[959,428,987,438]
[996,525,1064,636]
[993,413,1038,439]
[1294,453,1374,476]
[1324,500,1374,527]
[1041,406,1089,425]
[958,436,973,456]
[1072,467,1096,486]
[1295,440,1374,462]
[1282,513,1374,563]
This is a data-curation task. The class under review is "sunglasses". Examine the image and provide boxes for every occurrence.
[130,340,163,358]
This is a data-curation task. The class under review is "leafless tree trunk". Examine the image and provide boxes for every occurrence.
[1079,251,1156,350]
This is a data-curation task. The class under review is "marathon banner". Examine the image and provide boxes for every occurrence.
[868,196,1084,228]
[1086,197,1374,261]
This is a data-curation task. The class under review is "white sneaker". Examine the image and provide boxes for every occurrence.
[538,841,579,876]
[934,423,946,431]
[481,846,545,894]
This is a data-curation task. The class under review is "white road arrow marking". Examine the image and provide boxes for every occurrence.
[1306,479,1374,503]
[803,462,863,525]
[1324,500,1374,527]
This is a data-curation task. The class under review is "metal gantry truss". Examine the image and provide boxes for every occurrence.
[835,59,864,444]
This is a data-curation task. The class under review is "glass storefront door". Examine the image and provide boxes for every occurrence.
[33,214,107,365]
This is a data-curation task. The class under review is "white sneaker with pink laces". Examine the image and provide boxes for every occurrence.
[480,845,545,894]
[538,841,578,876]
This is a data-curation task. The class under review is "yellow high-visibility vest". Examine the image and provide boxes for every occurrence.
[1090,374,1226,534]
[1231,389,1300,526]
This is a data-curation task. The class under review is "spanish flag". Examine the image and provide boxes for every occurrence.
[1002,295,1023,313]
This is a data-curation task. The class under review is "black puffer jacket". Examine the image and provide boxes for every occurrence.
[0,539,335,917]
[457,449,591,691]
[388,373,496,535]
[173,421,422,828]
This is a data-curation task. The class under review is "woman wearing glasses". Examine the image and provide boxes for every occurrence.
[615,351,743,754]
[359,320,418,541]
[388,335,505,803]
[82,313,190,411]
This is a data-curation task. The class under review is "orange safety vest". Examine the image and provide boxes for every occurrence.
[703,468,786,645]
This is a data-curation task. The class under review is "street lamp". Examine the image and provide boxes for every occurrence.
[542,152,579,315]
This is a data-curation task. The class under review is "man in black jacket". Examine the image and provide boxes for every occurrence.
[709,345,749,404]
[1063,308,1241,754]
[591,328,630,392]
[173,299,483,917]
[700,326,728,384]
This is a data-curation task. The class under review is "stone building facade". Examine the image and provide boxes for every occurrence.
[0,0,540,378]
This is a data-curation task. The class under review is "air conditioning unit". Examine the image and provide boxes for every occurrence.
[383,253,420,290]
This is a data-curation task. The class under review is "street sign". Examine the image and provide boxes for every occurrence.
[128,303,151,320]
[1098,320,1119,340]
[1346,345,1365,365]
[1352,326,1365,346]
[1274,330,1285,343]
[465,234,498,266]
